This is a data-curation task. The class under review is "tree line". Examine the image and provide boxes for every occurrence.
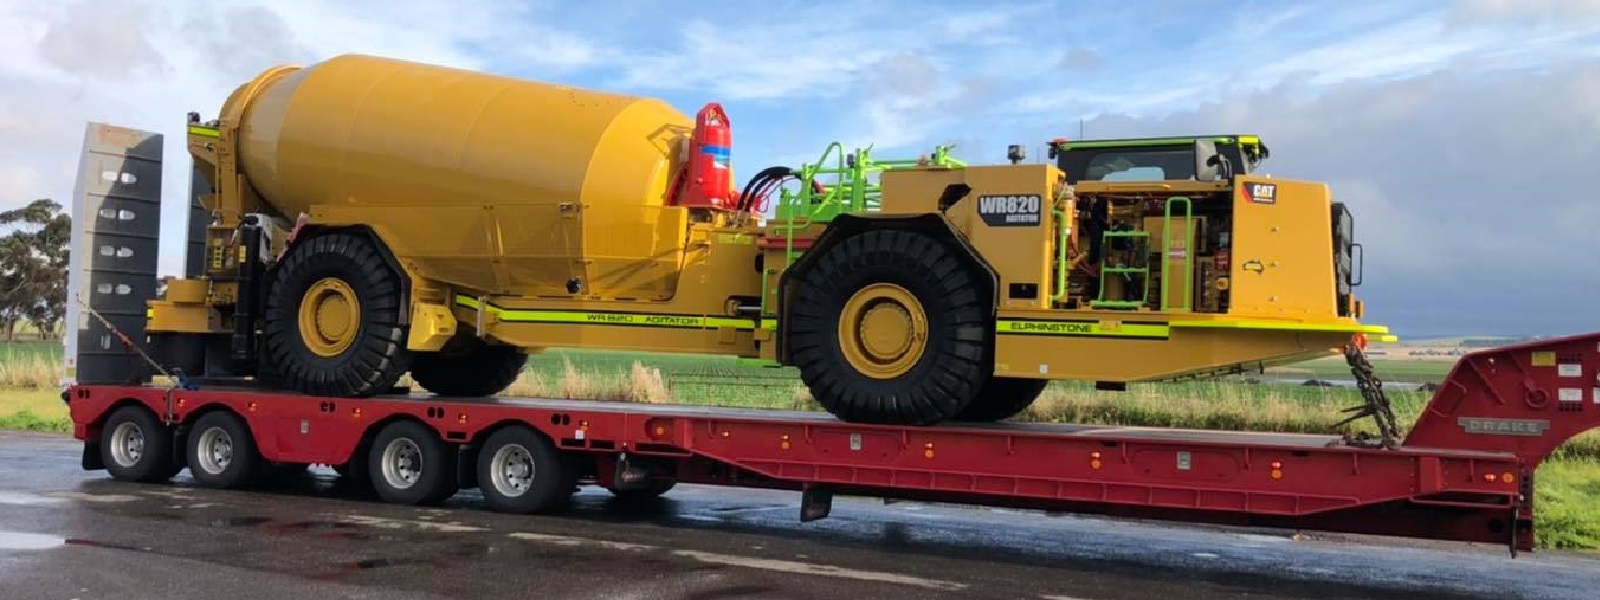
[1,199,69,340]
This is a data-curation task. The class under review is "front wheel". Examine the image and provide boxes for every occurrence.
[261,231,412,397]
[787,229,993,425]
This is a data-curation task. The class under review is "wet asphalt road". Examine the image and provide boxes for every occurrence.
[1,431,1597,600]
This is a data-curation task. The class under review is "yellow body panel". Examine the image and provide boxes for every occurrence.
[1227,177,1339,317]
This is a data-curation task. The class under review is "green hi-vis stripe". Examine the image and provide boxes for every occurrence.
[187,126,220,138]
[455,296,755,330]
[1168,320,1392,335]
[996,320,1170,339]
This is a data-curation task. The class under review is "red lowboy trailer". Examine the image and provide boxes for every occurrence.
[64,332,1600,554]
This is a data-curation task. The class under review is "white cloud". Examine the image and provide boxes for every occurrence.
[0,0,599,276]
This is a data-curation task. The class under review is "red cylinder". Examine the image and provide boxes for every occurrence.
[681,102,733,210]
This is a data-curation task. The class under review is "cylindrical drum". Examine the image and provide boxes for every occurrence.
[227,54,692,218]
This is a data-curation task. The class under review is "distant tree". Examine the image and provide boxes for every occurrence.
[0,199,70,340]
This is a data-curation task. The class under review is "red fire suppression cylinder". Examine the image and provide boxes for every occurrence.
[681,102,733,210]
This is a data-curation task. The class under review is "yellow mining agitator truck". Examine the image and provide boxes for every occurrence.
[149,53,1389,425]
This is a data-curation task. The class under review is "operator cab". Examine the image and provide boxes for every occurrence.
[1048,135,1269,184]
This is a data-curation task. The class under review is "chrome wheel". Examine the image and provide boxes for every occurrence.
[380,437,424,490]
[109,422,145,467]
[194,427,234,475]
[489,443,534,498]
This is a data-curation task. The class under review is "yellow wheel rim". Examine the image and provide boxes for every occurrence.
[837,283,928,380]
[298,277,361,358]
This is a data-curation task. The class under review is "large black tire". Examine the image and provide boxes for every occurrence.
[100,406,177,483]
[262,232,411,397]
[475,426,575,514]
[367,420,458,506]
[954,377,1049,422]
[410,334,527,397]
[185,411,265,489]
[787,229,992,425]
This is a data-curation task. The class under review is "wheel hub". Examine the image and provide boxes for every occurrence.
[196,427,234,474]
[838,283,928,379]
[109,422,145,467]
[380,438,423,489]
[489,443,535,498]
[298,277,361,358]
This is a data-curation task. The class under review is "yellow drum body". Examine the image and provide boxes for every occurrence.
[228,53,697,299]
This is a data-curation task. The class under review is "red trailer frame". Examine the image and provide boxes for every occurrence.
[65,332,1600,554]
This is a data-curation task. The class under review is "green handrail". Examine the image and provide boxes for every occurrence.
[1051,209,1069,302]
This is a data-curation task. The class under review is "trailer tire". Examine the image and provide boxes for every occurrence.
[787,229,991,425]
[954,377,1049,422]
[368,420,458,505]
[476,426,572,514]
[185,411,265,489]
[410,335,527,397]
[100,406,176,483]
[262,231,412,398]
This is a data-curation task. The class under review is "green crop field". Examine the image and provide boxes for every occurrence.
[2,340,1597,550]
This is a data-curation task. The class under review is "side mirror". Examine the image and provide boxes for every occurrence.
[1193,139,1220,181]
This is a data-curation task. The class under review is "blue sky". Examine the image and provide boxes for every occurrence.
[3,0,1599,338]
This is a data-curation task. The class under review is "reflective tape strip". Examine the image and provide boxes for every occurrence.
[996,320,1169,339]
[187,126,220,138]
[455,296,755,330]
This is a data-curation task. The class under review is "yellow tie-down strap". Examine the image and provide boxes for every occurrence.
[455,296,755,330]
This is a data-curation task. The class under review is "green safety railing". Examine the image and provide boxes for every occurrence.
[758,142,967,318]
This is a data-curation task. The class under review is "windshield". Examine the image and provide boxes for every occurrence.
[1055,141,1261,184]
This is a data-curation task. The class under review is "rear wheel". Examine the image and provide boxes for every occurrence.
[954,377,1048,422]
[410,334,527,397]
[787,229,992,425]
[100,406,176,483]
[262,232,411,397]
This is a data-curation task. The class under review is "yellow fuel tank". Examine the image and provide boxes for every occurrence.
[222,54,698,299]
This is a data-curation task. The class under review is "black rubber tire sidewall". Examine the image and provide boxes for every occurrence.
[99,406,175,483]
[367,420,457,505]
[262,232,411,397]
[476,426,572,514]
[411,339,527,397]
[185,411,264,489]
[954,377,1049,422]
[788,229,991,425]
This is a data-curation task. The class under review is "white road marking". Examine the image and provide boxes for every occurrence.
[44,491,139,503]
[0,531,65,550]
[504,532,966,591]
[1191,552,1220,559]
[508,532,655,552]
[339,514,486,533]
[1040,595,1093,600]
[672,549,968,591]
[0,491,64,505]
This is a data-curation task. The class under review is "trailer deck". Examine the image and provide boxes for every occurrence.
[65,332,1600,554]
